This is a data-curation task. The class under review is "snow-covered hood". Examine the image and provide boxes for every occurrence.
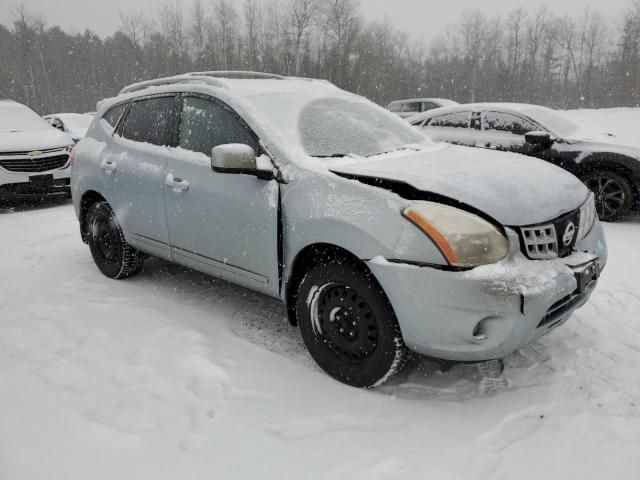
[0,128,72,152]
[328,144,589,226]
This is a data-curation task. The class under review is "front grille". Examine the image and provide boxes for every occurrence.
[519,208,581,260]
[521,224,558,260]
[0,154,69,173]
[0,147,66,157]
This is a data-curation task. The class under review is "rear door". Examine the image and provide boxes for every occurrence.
[104,94,179,260]
[164,94,280,296]
[421,111,476,146]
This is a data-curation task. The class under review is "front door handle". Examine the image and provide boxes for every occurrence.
[100,159,117,174]
[166,173,190,192]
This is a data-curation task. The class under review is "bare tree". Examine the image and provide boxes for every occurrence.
[286,0,318,75]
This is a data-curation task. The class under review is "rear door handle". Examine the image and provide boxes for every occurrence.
[166,173,190,192]
[100,159,117,174]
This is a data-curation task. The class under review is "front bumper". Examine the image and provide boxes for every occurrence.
[0,166,71,197]
[367,222,607,362]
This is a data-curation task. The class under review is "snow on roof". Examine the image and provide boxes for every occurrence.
[389,98,458,105]
[409,102,550,121]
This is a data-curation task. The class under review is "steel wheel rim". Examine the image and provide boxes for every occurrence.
[585,174,626,219]
[309,282,379,363]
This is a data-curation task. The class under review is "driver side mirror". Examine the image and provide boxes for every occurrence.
[211,144,274,180]
[525,131,554,147]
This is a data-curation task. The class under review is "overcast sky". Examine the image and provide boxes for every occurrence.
[0,0,631,41]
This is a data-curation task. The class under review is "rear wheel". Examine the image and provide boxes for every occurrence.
[295,261,409,388]
[86,201,145,279]
[581,170,634,221]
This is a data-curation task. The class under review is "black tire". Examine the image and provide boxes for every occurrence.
[295,260,410,388]
[581,170,634,221]
[86,201,145,279]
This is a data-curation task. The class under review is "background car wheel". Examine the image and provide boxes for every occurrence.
[581,170,634,221]
[295,260,410,388]
[86,201,145,279]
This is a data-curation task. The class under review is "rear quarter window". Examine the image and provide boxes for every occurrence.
[101,103,127,133]
[429,112,471,128]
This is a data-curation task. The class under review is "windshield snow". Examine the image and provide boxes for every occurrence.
[299,97,428,158]
[0,102,51,133]
[524,106,579,137]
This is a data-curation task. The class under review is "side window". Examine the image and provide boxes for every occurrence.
[121,96,178,147]
[388,103,402,113]
[400,102,422,113]
[179,96,260,156]
[484,112,538,136]
[422,102,437,112]
[429,112,471,128]
[102,103,127,131]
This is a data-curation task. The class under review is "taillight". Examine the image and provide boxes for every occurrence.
[68,145,78,167]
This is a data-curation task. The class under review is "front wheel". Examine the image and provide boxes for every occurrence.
[86,201,145,279]
[295,261,410,388]
[581,170,634,221]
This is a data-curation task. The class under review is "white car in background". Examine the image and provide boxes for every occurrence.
[387,98,458,119]
[44,113,95,143]
[0,100,74,201]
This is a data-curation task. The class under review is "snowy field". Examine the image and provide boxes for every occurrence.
[1,109,639,480]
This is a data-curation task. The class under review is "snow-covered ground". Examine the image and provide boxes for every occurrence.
[1,110,639,480]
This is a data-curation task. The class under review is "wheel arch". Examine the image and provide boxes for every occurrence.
[284,243,372,326]
[573,154,640,203]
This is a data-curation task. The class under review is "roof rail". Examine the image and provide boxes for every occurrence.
[187,71,286,80]
[119,74,228,95]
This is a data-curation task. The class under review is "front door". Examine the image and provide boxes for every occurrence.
[164,94,280,296]
[478,111,541,155]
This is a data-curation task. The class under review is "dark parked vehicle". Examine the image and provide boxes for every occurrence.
[410,103,640,221]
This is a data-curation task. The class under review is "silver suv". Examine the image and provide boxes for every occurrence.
[71,72,607,387]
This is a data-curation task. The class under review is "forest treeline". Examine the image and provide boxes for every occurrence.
[2,0,640,114]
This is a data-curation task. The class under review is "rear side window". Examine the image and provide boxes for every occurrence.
[121,96,178,147]
[102,103,126,130]
[400,102,422,113]
[429,112,471,128]
[484,112,538,136]
[422,102,437,112]
[179,96,260,156]
[388,103,402,112]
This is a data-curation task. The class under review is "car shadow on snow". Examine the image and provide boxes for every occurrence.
[133,257,550,401]
[0,195,71,214]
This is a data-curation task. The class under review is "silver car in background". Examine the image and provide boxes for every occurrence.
[44,113,95,143]
[388,98,458,119]
[71,72,606,387]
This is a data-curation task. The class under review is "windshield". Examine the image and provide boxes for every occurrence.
[299,97,428,158]
[0,102,51,133]
[524,106,579,137]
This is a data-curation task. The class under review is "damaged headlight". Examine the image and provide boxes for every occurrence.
[578,192,596,241]
[402,202,509,268]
